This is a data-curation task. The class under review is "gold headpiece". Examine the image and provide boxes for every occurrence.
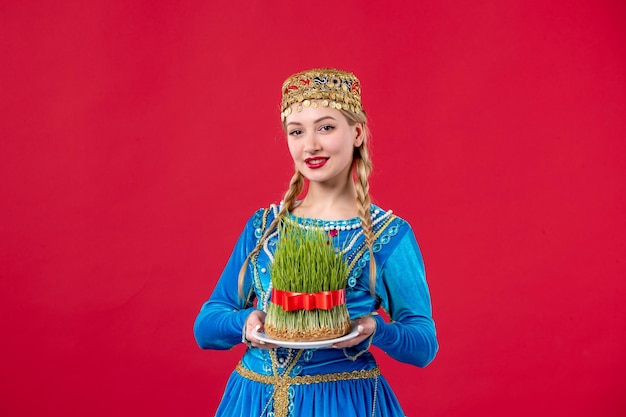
[280,68,363,122]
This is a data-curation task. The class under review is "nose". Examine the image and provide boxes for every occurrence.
[303,131,321,154]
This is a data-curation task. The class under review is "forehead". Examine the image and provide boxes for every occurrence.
[284,102,346,125]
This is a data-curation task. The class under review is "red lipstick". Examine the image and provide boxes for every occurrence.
[304,157,329,169]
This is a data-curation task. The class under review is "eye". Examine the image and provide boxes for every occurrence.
[289,129,303,136]
[319,125,335,132]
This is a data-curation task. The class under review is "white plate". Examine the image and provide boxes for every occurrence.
[252,323,360,349]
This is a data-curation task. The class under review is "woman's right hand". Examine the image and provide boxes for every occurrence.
[244,310,279,349]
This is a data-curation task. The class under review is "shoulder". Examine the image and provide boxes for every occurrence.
[367,206,427,281]
[243,203,281,236]
[369,204,420,257]
[371,204,412,235]
[247,203,280,220]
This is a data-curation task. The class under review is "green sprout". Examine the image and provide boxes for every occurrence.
[264,220,352,341]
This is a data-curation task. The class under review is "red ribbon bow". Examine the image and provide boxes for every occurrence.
[271,288,346,312]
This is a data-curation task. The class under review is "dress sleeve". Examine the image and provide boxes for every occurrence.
[193,211,262,350]
[372,225,439,367]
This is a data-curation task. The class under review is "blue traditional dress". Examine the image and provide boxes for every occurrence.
[194,204,438,417]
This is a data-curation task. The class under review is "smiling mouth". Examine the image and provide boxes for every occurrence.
[305,157,329,169]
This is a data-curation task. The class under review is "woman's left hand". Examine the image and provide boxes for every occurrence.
[331,316,376,348]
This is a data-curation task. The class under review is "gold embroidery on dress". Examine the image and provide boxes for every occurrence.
[236,360,381,417]
[236,362,380,385]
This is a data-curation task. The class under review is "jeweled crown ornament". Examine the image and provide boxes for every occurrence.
[280,68,363,121]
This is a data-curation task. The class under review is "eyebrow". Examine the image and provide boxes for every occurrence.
[286,116,337,127]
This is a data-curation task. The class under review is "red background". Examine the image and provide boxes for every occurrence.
[1,1,625,416]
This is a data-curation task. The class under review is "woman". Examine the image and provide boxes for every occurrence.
[194,68,438,417]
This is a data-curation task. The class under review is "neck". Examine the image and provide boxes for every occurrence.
[293,178,359,221]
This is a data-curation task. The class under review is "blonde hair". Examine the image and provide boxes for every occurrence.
[237,109,377,299]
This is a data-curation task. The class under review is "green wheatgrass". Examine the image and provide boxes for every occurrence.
[265,219,351,341]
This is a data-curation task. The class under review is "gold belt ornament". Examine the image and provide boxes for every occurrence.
[235,361,381,417]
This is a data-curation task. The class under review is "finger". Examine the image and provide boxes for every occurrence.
[254,341,279,349]
[333,332,371,348]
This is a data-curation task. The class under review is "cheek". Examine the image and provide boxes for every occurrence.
[286,140,299,160]
[327,140,354,159]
